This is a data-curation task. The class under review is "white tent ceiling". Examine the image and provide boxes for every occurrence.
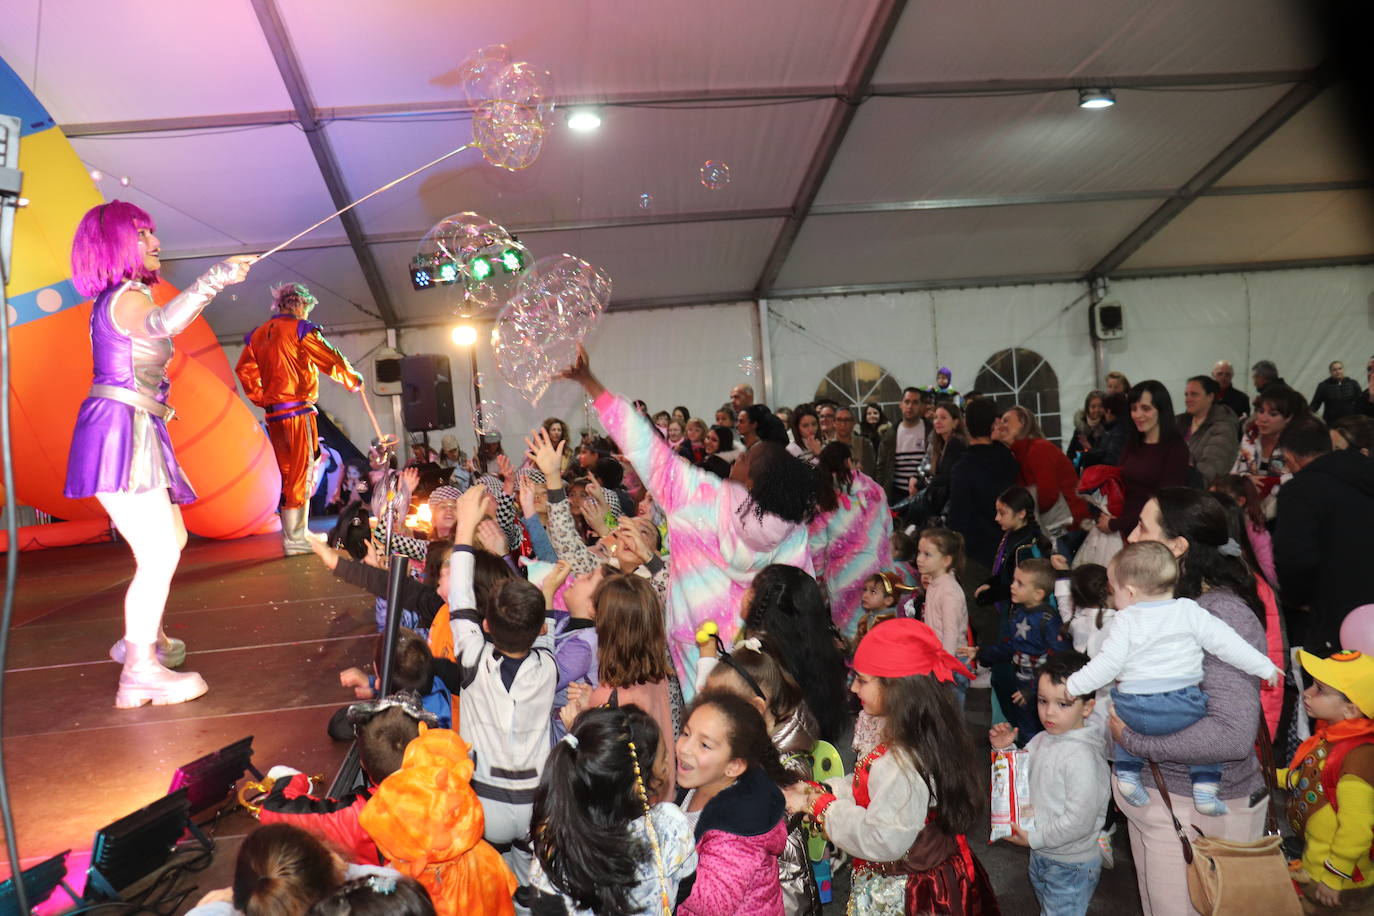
[4,0,1371,340]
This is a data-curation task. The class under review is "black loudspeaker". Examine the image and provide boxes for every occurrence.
[400,354,455,432]
[1090,300,1125,341]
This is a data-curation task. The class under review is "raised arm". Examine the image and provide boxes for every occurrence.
[114,257,255,339]
[560,345,717,513]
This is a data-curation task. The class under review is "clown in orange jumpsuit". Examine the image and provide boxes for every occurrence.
[236,283,363,555]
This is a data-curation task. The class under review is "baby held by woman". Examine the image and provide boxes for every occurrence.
[1065,540,1280,815]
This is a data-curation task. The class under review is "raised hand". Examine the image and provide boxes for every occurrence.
[524,427,566,486]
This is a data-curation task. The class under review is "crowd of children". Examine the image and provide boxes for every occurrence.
[214,355,1374,916]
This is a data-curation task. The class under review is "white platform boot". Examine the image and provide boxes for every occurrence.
[114,641,208,708]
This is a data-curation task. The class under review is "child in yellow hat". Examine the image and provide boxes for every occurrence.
[1285,649,1374,913]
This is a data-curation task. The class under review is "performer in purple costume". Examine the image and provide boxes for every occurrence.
[65,200,254,708]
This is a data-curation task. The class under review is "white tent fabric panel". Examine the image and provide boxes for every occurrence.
[327,101,832,235]
[1097,273,1254,404]
[775,200,1159,290]
[766,292,938,411]
[276,0,878,107]
[1241,267,1374,392]
[1122,191,1374,270]
[161,247,380,339]
[72,126,339,256]
[1107,267,1374,413]
[815,88,1291,205]
[1214,90,1372,187]
[7,0,293,123]
[872,0,1317,87]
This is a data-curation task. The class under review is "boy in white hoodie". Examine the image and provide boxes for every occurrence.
[991,651,1110,916]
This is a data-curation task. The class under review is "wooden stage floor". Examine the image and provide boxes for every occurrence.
[0,528,375,907]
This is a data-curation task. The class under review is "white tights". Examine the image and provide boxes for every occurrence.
[96,489,187,646]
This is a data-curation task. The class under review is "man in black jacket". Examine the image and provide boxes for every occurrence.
[1311,360,1363,422]
[1274,416,1374,656]
[946,398,1019,571]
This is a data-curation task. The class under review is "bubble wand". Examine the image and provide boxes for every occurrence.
[258,144,475,260]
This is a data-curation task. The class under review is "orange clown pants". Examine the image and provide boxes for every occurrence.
[266,406,320,510]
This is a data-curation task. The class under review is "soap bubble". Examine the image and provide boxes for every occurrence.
[461,52,555,171]
[473,400,505,436]
[519,253,611,338]
[462,237,531,311]
[489,61,555,119]
[474,371,485,388]
[638,193,653,210]
[456,45,512,105]
[419,212,530,311]
[473,101,547,171]
[739,356,757,376]
[700,160,731,190]
[493,254,612,403]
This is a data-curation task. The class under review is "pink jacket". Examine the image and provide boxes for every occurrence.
[679,765,788,916]
[678,820,788,916]
[596,391,811,693]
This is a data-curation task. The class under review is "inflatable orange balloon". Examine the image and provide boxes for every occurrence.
[2,57,280,538]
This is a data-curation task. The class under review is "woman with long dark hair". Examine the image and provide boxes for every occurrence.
[1102,380,1190,540]
[561,347,816,693]
[808,443,893,638]
[740,565,851,744]
[1112,488,1272,915]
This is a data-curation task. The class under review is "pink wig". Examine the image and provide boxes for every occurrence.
[70,200,159,297]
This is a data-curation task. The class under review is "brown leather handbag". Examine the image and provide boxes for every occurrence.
[1148,722,1301,915]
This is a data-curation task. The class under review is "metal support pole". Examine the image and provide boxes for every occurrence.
[377,554,407,697]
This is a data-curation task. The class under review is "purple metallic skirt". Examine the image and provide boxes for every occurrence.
[64,396,197,504]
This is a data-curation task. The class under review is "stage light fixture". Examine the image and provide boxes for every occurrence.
[468,256,494,282]
[1078,88,1115,110]
[451,324,477,347]
[566,108,602,132]
[409,254,459,291]
[169,735,262,818]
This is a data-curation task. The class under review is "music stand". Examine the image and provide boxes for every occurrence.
[0,852,78,916]
[169,736,263,819]
[84,788,210,903]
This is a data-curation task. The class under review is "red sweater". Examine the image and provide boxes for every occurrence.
[1109,437,1190,534]
[1010,438,1088,527]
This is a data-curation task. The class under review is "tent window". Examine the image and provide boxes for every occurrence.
[814,360,903,415]
[973,348,1062,442]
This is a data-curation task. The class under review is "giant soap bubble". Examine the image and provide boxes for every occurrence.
[460,48,556,171]
[418,212,530,313]
[493,254,611,403]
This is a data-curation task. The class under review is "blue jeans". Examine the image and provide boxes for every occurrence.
[1028,852,1101,916]
[1111,685,1220,785]
[948,672,969,714]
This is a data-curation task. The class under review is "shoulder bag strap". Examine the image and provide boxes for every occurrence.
[1254,719,1281,837]
[1147,760,1195,865]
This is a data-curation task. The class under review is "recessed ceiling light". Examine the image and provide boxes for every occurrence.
[566,108,602,132]
[1078,88,1116,110]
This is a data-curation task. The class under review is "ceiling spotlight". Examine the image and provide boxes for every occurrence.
[1078,88,1116,110]
[565,108,602,132]
[451,324,477,347]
